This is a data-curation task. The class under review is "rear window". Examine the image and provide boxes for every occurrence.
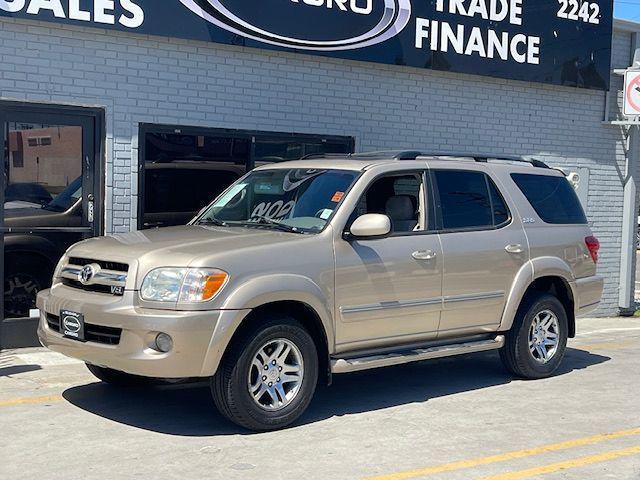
[511,173,587,224]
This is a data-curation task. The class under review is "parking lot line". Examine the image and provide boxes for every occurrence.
[476,444,640,480]
[574,341,636,350]
[363,428,640,480]
[0,395,62,408]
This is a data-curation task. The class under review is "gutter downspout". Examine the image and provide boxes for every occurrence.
[619,33,640,315]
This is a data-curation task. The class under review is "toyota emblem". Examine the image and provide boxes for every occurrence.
[79,264,98,285]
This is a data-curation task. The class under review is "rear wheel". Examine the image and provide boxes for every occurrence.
[86,364,155,387]
[500,293,568,379]
[211,316,318,431]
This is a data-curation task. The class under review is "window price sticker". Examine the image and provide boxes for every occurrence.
[624,71,640,117]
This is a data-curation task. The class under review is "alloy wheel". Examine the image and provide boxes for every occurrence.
[528,309,560,364]
[247,338,304,411]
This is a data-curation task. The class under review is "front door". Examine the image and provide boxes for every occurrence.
[334,171,443,353]
[0,102,103,348]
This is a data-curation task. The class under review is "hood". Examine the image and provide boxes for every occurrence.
[68,225,305,269]
[4,206,57,222]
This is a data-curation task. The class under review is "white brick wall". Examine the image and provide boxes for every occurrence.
[0,17,636,315]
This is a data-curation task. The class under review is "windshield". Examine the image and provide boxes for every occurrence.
[43,177,82,213]
[196,168,359,233]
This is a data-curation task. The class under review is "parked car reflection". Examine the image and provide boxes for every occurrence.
[4,177,83,318]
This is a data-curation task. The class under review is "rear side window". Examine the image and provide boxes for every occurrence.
[511,173,587,224]
[433,170,510,230]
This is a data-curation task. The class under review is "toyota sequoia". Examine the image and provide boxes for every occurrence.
[37,151,603,431]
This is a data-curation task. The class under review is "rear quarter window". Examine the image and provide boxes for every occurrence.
[511,173,587,224]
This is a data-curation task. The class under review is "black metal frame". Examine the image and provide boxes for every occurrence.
[0,100,105,349]
[137,123,355,230]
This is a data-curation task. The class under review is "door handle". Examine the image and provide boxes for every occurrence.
[87,199,94,223]
[505,244,524,254]
[412,250,437,261]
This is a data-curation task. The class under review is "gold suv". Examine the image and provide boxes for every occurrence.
[37,151,603,431]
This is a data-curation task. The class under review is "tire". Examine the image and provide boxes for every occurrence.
[86,363,155,387]
[4,255,53,319]
[500,293,568,379]
[211,316,318,431]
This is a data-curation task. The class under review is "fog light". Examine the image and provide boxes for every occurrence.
[155,333,173,353]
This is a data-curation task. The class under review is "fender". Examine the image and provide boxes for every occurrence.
[4,233,61,265]
[199,274,334,376]
[499,256,577,332]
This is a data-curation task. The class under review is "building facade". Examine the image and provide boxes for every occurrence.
[0,5,639,346]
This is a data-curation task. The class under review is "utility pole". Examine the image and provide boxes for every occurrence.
[618,42,640,314]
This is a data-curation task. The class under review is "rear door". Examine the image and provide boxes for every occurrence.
[432,166,528,337]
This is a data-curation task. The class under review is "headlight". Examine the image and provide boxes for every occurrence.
[140,268,228,303]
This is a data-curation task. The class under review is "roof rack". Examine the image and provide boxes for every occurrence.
[299,151,550,168]
[391,151,550,168]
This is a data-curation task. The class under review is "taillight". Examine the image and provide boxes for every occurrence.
[585,236,600,263]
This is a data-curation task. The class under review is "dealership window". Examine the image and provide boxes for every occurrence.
[139,125,354,229]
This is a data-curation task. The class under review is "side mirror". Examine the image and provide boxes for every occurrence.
[348,214,391,239]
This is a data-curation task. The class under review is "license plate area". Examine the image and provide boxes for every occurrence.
[60,310,86,342]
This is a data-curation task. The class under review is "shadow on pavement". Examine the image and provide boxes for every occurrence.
[0,364,42,376]
[62,348,609,436]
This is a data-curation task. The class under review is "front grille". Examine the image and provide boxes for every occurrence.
[60,258,128,296]
[68,257,129,273]
[46,313,122,346]
[62,278,117,295]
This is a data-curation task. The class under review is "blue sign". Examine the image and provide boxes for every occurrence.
[0,0,614,90]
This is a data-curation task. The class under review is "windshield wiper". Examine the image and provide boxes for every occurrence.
[197,217,227,227]
[237,216,303,234]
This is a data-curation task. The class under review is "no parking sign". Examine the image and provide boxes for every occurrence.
[624,70,640,117]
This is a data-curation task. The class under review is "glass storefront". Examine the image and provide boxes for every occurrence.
[1,102,103,348]
[138,125,354,229]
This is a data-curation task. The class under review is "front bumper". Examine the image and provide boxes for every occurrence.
[36,285,248,379]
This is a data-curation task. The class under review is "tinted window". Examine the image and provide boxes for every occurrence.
[145,169,240,214]
[435,171,494,230]
[488,181,510,226]
[254,139,352,164]
[511,173,587,224]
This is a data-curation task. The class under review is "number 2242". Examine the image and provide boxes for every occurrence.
[557,0,600,25]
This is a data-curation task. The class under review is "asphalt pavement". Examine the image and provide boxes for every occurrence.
[0,317,639,480]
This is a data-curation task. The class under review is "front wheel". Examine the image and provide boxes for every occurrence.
[500,293,568,379]
[211,316,318,431]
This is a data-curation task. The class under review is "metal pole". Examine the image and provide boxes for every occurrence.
[618,33,640,314]
[619,124,639,313]
[619,34,640,313]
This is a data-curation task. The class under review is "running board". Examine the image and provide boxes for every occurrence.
[331,335,505,374]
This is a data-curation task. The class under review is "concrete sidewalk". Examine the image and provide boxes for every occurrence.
[0,317,639,480]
